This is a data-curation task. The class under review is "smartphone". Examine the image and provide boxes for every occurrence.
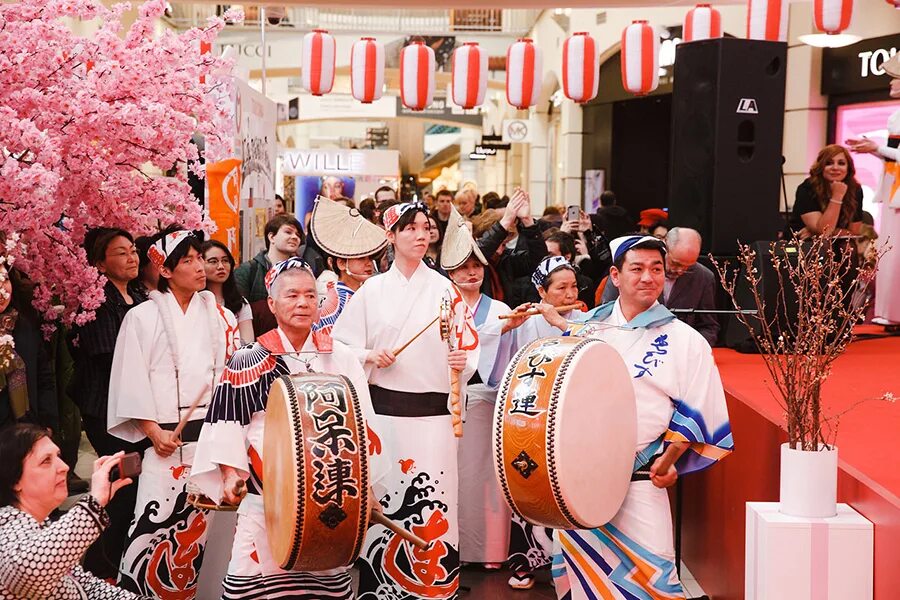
[566,205,580,223]
[109,452,142,482]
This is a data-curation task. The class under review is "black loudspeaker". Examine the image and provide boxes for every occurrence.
[722,241,799,352]
[668,38,787,255]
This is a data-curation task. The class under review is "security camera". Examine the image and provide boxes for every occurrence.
[266,6,285,25]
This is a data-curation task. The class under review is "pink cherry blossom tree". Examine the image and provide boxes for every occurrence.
[0,0,238,332]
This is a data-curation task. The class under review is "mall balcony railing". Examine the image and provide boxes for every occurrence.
[164,5,541,36]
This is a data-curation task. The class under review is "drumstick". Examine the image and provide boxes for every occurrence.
[370,510,430,551]
[652,442,690,478]
[391,315,440,356]
[222,479,246,507]
[498,303,583,320]
[172,394,206,439]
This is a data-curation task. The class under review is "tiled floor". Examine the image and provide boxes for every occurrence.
[69,434,707,599]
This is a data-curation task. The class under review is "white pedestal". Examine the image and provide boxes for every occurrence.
[745,502,873,600]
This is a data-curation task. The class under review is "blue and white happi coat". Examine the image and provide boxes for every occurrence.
[550,300,733,600]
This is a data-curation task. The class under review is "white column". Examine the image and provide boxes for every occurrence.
[559,101,586,208]
[527,113,550,210]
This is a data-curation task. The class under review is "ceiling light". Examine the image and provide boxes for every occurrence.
[798,33,861,48]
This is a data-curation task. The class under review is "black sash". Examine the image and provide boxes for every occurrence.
[369,385,449,417]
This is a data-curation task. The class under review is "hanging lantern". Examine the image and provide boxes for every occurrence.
[620,20,659,96]
[199,40,211,83]
[451,42,488,110]
[351,37,385,104]
[400,40,436,111]
[684,4,723,42]
[562,32,600,103]
[506,38,542,109]
[302,29,336,96]
[746,0,788,42]
[814,0,853,35]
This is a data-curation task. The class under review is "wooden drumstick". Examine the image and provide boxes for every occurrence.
[651,442,690,479]
[370,510,430,551]
[172,394,205,439]
[498,303,583,320]
[391,315,440,357]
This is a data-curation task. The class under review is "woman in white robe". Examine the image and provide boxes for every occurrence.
[333,202,479,600]
[504,256,585,590]
[441,220,529,568]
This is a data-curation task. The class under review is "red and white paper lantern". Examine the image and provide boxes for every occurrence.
[400,41,436,111]
[746,0,789,42]
[562,32,600,103]
[621,21,659,96]
[814,0,853,34]
[506,38,542,110]
[452,42,488,109]
[684,4,723,42]
[302,29,335,96]
[351,37,385,104]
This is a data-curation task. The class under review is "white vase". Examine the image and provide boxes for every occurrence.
[779,442,838,518]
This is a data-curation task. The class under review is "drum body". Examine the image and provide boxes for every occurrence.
[263,373,370,571]
[493,336,636,529]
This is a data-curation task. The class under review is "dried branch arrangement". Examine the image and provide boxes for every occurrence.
[711,236,888,451]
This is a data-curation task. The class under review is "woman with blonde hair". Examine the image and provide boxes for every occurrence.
[789,144,864,238]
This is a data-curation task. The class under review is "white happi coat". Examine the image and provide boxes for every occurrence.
[108,290,235,441]
[332,261,479,600]
[334,261,479,395]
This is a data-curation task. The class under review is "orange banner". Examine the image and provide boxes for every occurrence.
[207,158,242,262]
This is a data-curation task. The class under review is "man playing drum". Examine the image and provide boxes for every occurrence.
[540,235,733,599]
[191,258,387,599]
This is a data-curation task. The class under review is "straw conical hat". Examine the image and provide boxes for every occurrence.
[440,206,487,270]
[883,53,900,79]
[311,196,388,259]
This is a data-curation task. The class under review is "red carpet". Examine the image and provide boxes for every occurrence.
[681,332,900,600]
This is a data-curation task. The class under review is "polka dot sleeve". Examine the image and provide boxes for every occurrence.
[0,496,118,598]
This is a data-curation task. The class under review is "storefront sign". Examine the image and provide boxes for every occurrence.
[214,32,302,71]
[473,146,498,156]
[478,141,511,151]
[822,33,900,95]
[395,97,483,126]
[502,119,533,143]
[285,94,397,122]
[281,149,400,177]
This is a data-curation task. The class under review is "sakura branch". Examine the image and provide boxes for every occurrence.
[711,236,890,451]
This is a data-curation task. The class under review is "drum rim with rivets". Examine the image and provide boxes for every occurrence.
[492,335,636,529]
[263,372,370,571]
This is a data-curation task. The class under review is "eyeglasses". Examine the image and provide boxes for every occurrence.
[106,249,138,260]
[205,258,231,267]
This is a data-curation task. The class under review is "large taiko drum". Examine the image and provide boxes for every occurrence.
[263,373,370,571]
[493,336,636,529]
